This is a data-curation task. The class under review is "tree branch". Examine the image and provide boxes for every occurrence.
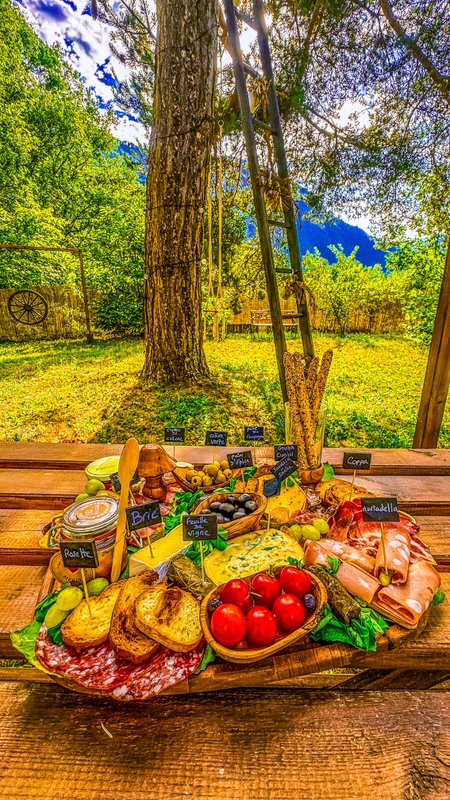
[378,0,450,108]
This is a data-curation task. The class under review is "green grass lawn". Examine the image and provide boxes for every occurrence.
[0,332,448,448]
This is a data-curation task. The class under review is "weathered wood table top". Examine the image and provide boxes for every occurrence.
[0,443,449,800]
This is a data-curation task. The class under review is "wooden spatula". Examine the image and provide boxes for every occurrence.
[111,437,140,582]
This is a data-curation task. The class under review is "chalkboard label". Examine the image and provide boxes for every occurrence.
[60,540,99,569]
[361,497,400,522]
[343,452,372,470]
[244,425,264,442]
[110,470,140,492]
[227,450,253,469]
[126,501,162,532]
[274,444,298,462]
[272,458,297,482]
[164,427,185,443]
[205,430,228,447]
[110,472,121,492]
[182,514,218,541]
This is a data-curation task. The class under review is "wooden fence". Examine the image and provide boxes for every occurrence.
[0,286,403,341]
[228,297,403,334]
[0,286,91,341]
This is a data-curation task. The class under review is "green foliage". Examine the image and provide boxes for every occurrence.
[303,246,400,333]
[386,239,446,345]
[0,0,145,334]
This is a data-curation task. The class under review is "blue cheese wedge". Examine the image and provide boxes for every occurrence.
[204,528,304,585]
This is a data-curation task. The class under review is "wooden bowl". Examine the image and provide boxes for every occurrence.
[173,464,240,493]
[193,492,267,539]
[200,571,327,664]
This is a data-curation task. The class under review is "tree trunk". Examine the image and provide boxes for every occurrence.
[142,0,217,384]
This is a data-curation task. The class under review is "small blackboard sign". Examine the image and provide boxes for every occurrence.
[164,427,185,443]
[205,430,228,447]
[343,452,372,470]
[60,540,99,569]
[272,458,297,482]
[274,444,298,462]
[227,450,253,469]
[244,425,264,442]
[126,501,162,532]
[110,472,121,492]
[361,496,400,522]
[182,514,218,541]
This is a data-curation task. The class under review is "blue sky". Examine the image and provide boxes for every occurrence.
[18,0,147,143]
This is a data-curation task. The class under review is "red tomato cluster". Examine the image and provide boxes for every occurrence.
[210,567,313,649]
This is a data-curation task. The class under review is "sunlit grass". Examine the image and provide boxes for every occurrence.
[0,333,448,447]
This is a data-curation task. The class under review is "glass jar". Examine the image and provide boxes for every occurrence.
[60,496,122,579]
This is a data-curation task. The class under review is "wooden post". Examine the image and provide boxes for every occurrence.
[413,239,450,447]
[77,249,94,344]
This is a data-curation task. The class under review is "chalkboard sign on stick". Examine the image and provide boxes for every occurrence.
[60,540,99,569]
[182,514,218,541]
[110,472,121,492]
[274,444,298,462]
[343,452,372,470]
[244,425,264,442]
[227,450,253,469]
[205,431,228,447]
[272,458,297,482]
[361,497,400,523]
[126,501,162,532]
[164,427,185,443]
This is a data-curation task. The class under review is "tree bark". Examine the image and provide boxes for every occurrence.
[142,0,217,384]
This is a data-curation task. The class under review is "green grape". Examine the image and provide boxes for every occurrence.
[56,586,84,611]
[44,604,70,629]
[86,577,109,596]
[312,518,330,535]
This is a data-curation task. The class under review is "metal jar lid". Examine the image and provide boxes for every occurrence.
[62,496,119,538]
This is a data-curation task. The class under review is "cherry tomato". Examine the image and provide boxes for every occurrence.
[272,593,306,632]
[211,604,247,647]
[250,573,281,609]
[240,594,254,613]
[246,606,278,647]
[279,566,311,599]
[220,579,250,609]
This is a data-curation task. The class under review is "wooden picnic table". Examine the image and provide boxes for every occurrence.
[0,442,450,800]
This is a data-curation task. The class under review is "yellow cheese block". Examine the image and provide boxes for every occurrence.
[265,483,307,519]
[129,524,186,576]
[204,528,304,585]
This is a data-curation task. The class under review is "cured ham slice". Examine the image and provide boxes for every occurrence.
[374,527,410,584]
[374,560,440,627]
[305,537,375,574]
[304,541,379,604]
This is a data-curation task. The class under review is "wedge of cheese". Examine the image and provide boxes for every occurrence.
[129,524,186,577]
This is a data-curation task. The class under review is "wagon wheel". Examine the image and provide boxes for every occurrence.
[7,290,49,325]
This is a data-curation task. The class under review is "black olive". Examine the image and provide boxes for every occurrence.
[209,501,221,512]
[232,509,246,520]
[219,502,235,516]
[245,500,258,514]
[237,493,252,507]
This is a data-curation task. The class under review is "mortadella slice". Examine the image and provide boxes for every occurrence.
[304,541,379,604]
[374,559,441,627]
[309,538,375,575]
[374,527,410,584]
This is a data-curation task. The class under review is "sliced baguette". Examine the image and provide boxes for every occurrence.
[110,571,160,663]
[135,580,202,653]
[61,582,121,650]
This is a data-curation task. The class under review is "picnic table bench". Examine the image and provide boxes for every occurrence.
[250,308,299,330]
[0,442,449,800]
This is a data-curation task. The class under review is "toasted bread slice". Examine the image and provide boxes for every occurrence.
[61,582,121,650]
[135,580,202,653]
[110,571,160,663]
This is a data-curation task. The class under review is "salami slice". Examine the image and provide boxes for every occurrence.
[35,629,204,700]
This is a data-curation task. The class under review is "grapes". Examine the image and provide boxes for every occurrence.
[208,597,222,613]
[303,593,317,612]
[86,578,109,596]
[312,518,330,535]
[56,586,83,611]
[44,604,70,629]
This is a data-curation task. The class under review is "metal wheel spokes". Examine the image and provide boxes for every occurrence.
[7,290,49,325]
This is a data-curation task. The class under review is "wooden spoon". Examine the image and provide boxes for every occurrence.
[111,437,140,582]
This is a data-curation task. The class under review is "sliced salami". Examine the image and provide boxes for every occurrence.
[35,629,204,700]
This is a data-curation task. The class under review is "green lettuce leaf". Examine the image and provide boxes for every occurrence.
[194,643,217,674]
[310,604,388,651]
[322,462,335,480]
[9,621,48,670]
[432,587,445,606]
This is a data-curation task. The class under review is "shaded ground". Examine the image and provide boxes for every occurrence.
[0,333,448,447]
